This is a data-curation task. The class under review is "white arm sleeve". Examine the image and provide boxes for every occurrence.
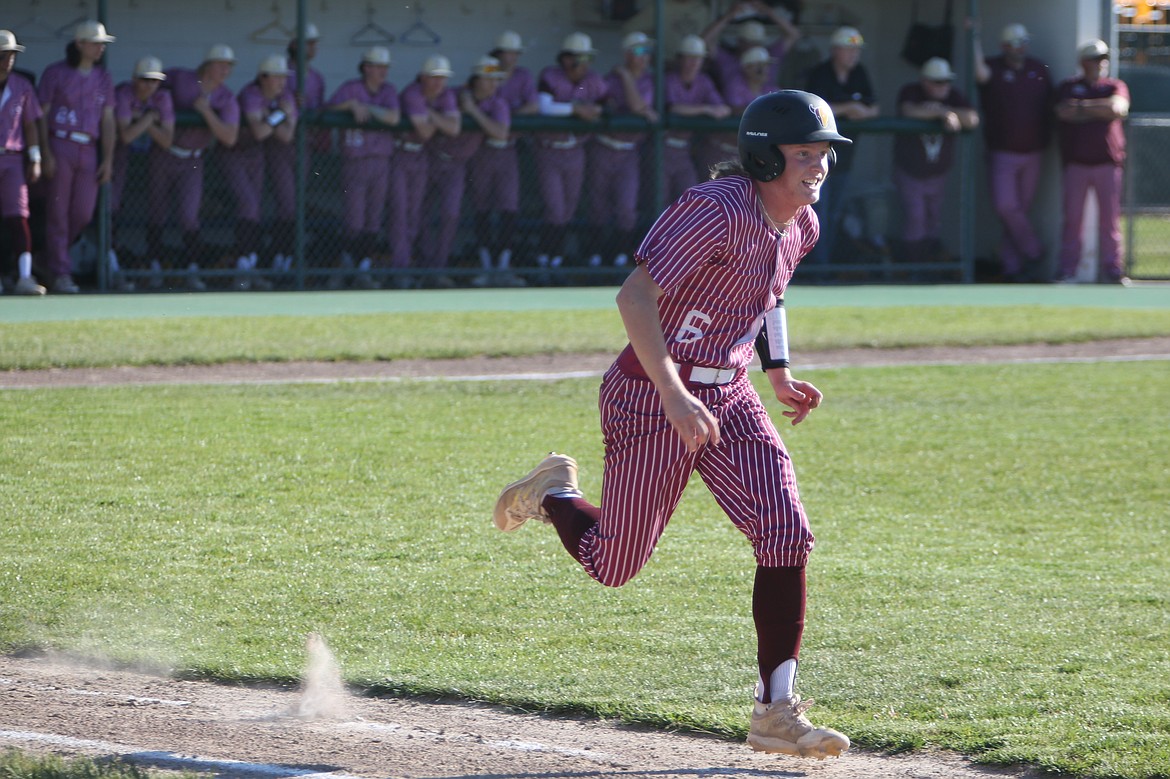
[538,91,575,117]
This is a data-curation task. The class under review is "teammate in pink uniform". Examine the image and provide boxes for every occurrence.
[586,32,658,269]
[387,55,460,288]
[493,90,852,761]
[0,30,46,295]
[158,45,239,290]
[111,56,173,291]
[37,20,116,294]
[702,1,800,93]
[970,21,1052,283]
[223,54,298,291]
[893,57,979,266]
[474,31,537,282]
[1054,40,1130,285]
[327,46,399,290]
[453,56,514,288]
[533,32,607,272]
[662,34,730,204]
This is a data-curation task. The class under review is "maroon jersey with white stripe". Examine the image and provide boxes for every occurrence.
[635,174,818,371]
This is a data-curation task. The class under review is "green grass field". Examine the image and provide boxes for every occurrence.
[2,293,1169,779]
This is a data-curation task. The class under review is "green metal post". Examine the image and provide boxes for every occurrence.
[294,0,307,290]
[652,0,665,213]
[959,0,980,283]
[97,0,110,291]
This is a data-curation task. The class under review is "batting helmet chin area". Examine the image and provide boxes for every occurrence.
[739,90,852,182]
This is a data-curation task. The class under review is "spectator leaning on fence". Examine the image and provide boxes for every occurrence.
[0,29,46,296]
[223,54,298,292]
[892,57,979,266]
[587,31,659,271]
[1054,39,1131,286]
[662,34,730,203]
[970,20,1053,283]
[37,20,116,295]
[158,44,239,291]
[473,30,537,286]
[327,46,399,290]
[110,56,173,292]
[803,25,879,264]
[461,55,523,288]
[387,54,460,288]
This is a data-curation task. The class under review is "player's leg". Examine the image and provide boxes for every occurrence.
[493,369,695,588]
[1095,164,1125,282]
[1057,163,1091,281]
[695,383,847,759]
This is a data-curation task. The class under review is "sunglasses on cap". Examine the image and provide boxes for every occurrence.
[629,44,651,56]
[478,62,502,75]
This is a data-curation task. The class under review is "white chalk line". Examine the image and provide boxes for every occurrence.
[0,730,368,779]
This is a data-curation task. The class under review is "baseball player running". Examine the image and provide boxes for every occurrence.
[494,90,851,760]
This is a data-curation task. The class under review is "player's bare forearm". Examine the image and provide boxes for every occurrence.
[616,265,720,451]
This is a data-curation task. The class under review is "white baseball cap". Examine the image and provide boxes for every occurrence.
[473,55,506,78]
[495,30,523,52]
[1000,23,1029,45]
[622,31,654,51]
[74,20,115,44]
[258,54,289,75]
[134,56,167,80]
[740,46,774,67]
[677,34,707,58]
[921,57,955,81]
[362,46,391,66]
[204,44,236,64]
[1078,39,1109,61]
[738,21,766,44]
[561,32,596,55]
[0,29,26,52]
[829,26,864,48]
[421,54,454,77]
[303,23,320,41]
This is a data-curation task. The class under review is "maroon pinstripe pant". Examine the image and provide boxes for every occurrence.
[577,364,815,588]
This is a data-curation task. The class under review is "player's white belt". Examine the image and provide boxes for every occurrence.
[398,141,425,153]
[167,145,203,159]
[596,135,636,152]
[541,135,578,150]
[676,363,739,385]
[53,130,93,145]
[664,137,690,149]
[485,138,512,149]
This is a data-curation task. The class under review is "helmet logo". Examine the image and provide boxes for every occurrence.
[810,103,831,128]
[745,130,768,137]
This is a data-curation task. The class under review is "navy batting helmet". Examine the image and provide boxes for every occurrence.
[738,90,852,182]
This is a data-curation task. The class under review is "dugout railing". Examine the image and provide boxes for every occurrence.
[91,113,975,292]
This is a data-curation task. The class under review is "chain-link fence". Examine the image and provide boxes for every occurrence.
[38,113,973,293]
[1125,116,1170,280]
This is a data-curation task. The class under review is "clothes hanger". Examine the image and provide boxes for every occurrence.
[399,1,441,47]
[249,1,295,45]
[12,0,59,43]
[53,0,92,39]
[350,0,395,46]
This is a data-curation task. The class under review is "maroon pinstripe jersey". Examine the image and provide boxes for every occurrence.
[634,175,818,371]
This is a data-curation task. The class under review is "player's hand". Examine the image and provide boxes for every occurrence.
[770,374,822,426]
[97,158,113,185]
[351,103,371,123]
[662,387,721,453]
[25,160,41,184]
[192,94,210,114]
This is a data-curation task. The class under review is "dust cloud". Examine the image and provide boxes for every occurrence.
[294,632,349,720]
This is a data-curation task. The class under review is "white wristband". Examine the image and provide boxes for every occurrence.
[27,145,42,163]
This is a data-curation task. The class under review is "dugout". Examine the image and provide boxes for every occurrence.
[5,0,1120,291]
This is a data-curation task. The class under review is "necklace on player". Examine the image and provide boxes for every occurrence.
[756,190,792,236]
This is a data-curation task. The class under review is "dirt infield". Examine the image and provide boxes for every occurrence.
[0,653,1049,779]
[6,339,1167,778]
[3,336,1170,389]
